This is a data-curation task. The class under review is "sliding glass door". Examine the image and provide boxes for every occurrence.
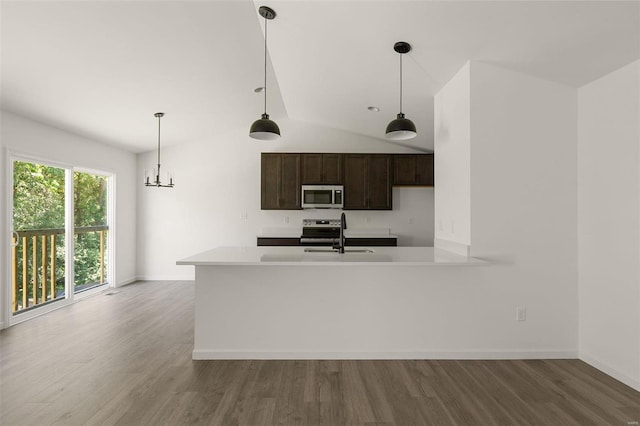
[10,158,113,319]
[73,170,109,294]
[11,160,67,313]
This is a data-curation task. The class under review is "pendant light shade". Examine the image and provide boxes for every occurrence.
[250,6,280,140]
[250,113,280,140]
[386,41,417,141]
[385,113,417,140]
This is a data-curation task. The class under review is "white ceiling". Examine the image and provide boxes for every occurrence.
[2,1,638,153]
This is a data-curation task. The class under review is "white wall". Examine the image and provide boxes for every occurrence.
[137,118,434,279]
[578,60,640,391]
[0,110,137,327]
[0,117,5,329]
[434,62,471,248]
[473,60,579,355]
[432,61,579,357]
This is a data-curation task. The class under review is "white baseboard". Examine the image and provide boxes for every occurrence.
[579,353,640,392]
[434,238,470,257]
[192,350,578,361]
[135,275,195,281]
[118,276,138,287]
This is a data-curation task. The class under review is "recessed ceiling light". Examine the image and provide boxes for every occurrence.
[254,87,265,93]
[368,106,380,112]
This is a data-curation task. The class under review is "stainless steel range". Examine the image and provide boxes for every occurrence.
[300,219,341,246]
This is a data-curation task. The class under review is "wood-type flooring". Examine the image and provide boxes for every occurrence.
[1,280,638,425]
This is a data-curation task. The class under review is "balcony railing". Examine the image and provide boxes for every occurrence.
[11,225,108,313]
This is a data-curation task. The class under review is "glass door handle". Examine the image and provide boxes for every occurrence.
[11,231,19,247]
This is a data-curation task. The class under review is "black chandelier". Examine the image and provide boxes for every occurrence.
[145,112,174,188]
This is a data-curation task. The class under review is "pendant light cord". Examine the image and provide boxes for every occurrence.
[263,15,268,115]
[157,115,161,170]
[399,53,403,114]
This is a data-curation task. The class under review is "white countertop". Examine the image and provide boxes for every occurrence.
[177,246,485,266]
[257,233,398,239]
[257,227,398,239]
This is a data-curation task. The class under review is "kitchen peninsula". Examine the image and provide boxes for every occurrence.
[177,246,484,360]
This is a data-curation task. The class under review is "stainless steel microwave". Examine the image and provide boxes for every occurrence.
[301,185,344,209]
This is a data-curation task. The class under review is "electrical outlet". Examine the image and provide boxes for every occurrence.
[241,211,248,220]
[284,216,289,224]
[516,307,526,321]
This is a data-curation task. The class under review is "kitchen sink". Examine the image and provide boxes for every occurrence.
[261,247,389,262]
[304,248,375,253]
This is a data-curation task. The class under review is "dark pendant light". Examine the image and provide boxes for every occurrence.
[144,112,174,188]
[385,41,417,141]
[250,6,280,140]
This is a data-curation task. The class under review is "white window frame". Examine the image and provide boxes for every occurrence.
[73,167,116,301]
[5,151,116,326]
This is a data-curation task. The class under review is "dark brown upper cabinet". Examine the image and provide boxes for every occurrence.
[261,153,301,210]
[301,153,343,184]
[343,154,392,210]
[393,154,434,186]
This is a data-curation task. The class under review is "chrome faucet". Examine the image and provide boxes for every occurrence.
[334,212,347,253]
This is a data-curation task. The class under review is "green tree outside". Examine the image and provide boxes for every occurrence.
[12,161,108,311]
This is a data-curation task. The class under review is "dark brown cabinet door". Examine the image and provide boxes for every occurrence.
[368,155,392,209]
[301,153,343,184]
[415,154,434,186]
[393,154,434,186]
[261,153,301,210]
[261,153,281,209]
[301,154,323,184]
[343,155,368,209]
[280,154,301,209]
[393,155,416,185]
[344,154,392,210]
[322,154,343,184]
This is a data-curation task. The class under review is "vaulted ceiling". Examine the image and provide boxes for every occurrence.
[2,1,638,153]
